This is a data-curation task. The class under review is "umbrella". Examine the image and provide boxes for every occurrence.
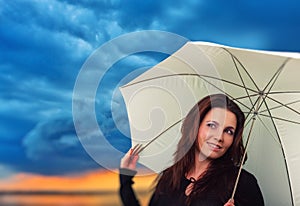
[119,41,300,205]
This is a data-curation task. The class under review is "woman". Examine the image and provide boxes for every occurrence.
[119,94,264,206]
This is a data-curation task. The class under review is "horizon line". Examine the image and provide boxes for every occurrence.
[0,189,150,196]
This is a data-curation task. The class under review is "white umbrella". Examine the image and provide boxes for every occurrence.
[120,42,300,205]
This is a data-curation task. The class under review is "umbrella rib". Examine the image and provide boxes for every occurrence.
[263,58,290,93]
[244,110,280,150]
[244,115,254,129]
[122,73,256,112]
[234,93,258,101]
[199,74,257,93]
[268,91,300,95]
[230,54,255,107]
[259,113,300,125]
[198,76,261,116]
[142,119,183,150]
[260,98,295,205]
[200,77,260,125]
[196,76,268,117]
[232,94,262,120]
[121,73,257,93]
[242,97,264,121]
[256,116,281,146]
[265,96,300,116]
[223,48,260,91]
[196,75,254,111]
[260,100,300,113]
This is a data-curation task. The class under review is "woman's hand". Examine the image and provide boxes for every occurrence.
[224,198,234,206]
[120,144,143,170]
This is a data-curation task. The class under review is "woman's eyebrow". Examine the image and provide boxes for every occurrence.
[225,126,236,130]
[206,120,220,126]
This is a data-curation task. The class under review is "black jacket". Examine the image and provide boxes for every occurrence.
[119,168,264,206]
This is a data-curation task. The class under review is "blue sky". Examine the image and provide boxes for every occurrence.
[1,0,300,178]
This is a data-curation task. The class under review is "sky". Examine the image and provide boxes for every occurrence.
[1,0,300,190]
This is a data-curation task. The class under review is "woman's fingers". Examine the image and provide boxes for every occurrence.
[131,144,143,156]
[130,144,139,154]
[224,199,234,206]
[120,144,143,170]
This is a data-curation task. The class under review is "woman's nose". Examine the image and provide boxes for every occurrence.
[213,131,224,142]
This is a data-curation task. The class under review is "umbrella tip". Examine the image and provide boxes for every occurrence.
[258,90,264,96]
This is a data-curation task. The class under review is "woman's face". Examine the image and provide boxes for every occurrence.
[197,107,237,161]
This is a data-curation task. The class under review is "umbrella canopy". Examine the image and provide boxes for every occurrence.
[120,42,300,205]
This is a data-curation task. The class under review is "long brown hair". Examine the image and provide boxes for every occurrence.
[155,93,246,203]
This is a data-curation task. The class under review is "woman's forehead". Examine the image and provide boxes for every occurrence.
[204,108,237,126]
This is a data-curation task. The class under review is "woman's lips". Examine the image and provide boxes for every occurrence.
[207,142,222,151]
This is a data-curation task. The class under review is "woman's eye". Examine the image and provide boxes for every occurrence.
[225,129,235,136]
[207,123,216,129]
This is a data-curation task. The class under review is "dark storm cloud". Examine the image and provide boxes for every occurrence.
[116,0,300,51]
[1,0,300,177]
[0,0,120,176]
[21,116,100,175]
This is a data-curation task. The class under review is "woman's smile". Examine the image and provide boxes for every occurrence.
[206,142,222,151]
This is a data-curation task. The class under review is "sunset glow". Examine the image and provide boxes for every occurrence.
[0,170,157,192]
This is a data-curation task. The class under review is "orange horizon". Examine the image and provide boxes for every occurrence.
[0,169,157,192]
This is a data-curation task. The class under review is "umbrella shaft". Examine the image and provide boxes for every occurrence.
[231,116,256,199]
[231,96,263,199]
